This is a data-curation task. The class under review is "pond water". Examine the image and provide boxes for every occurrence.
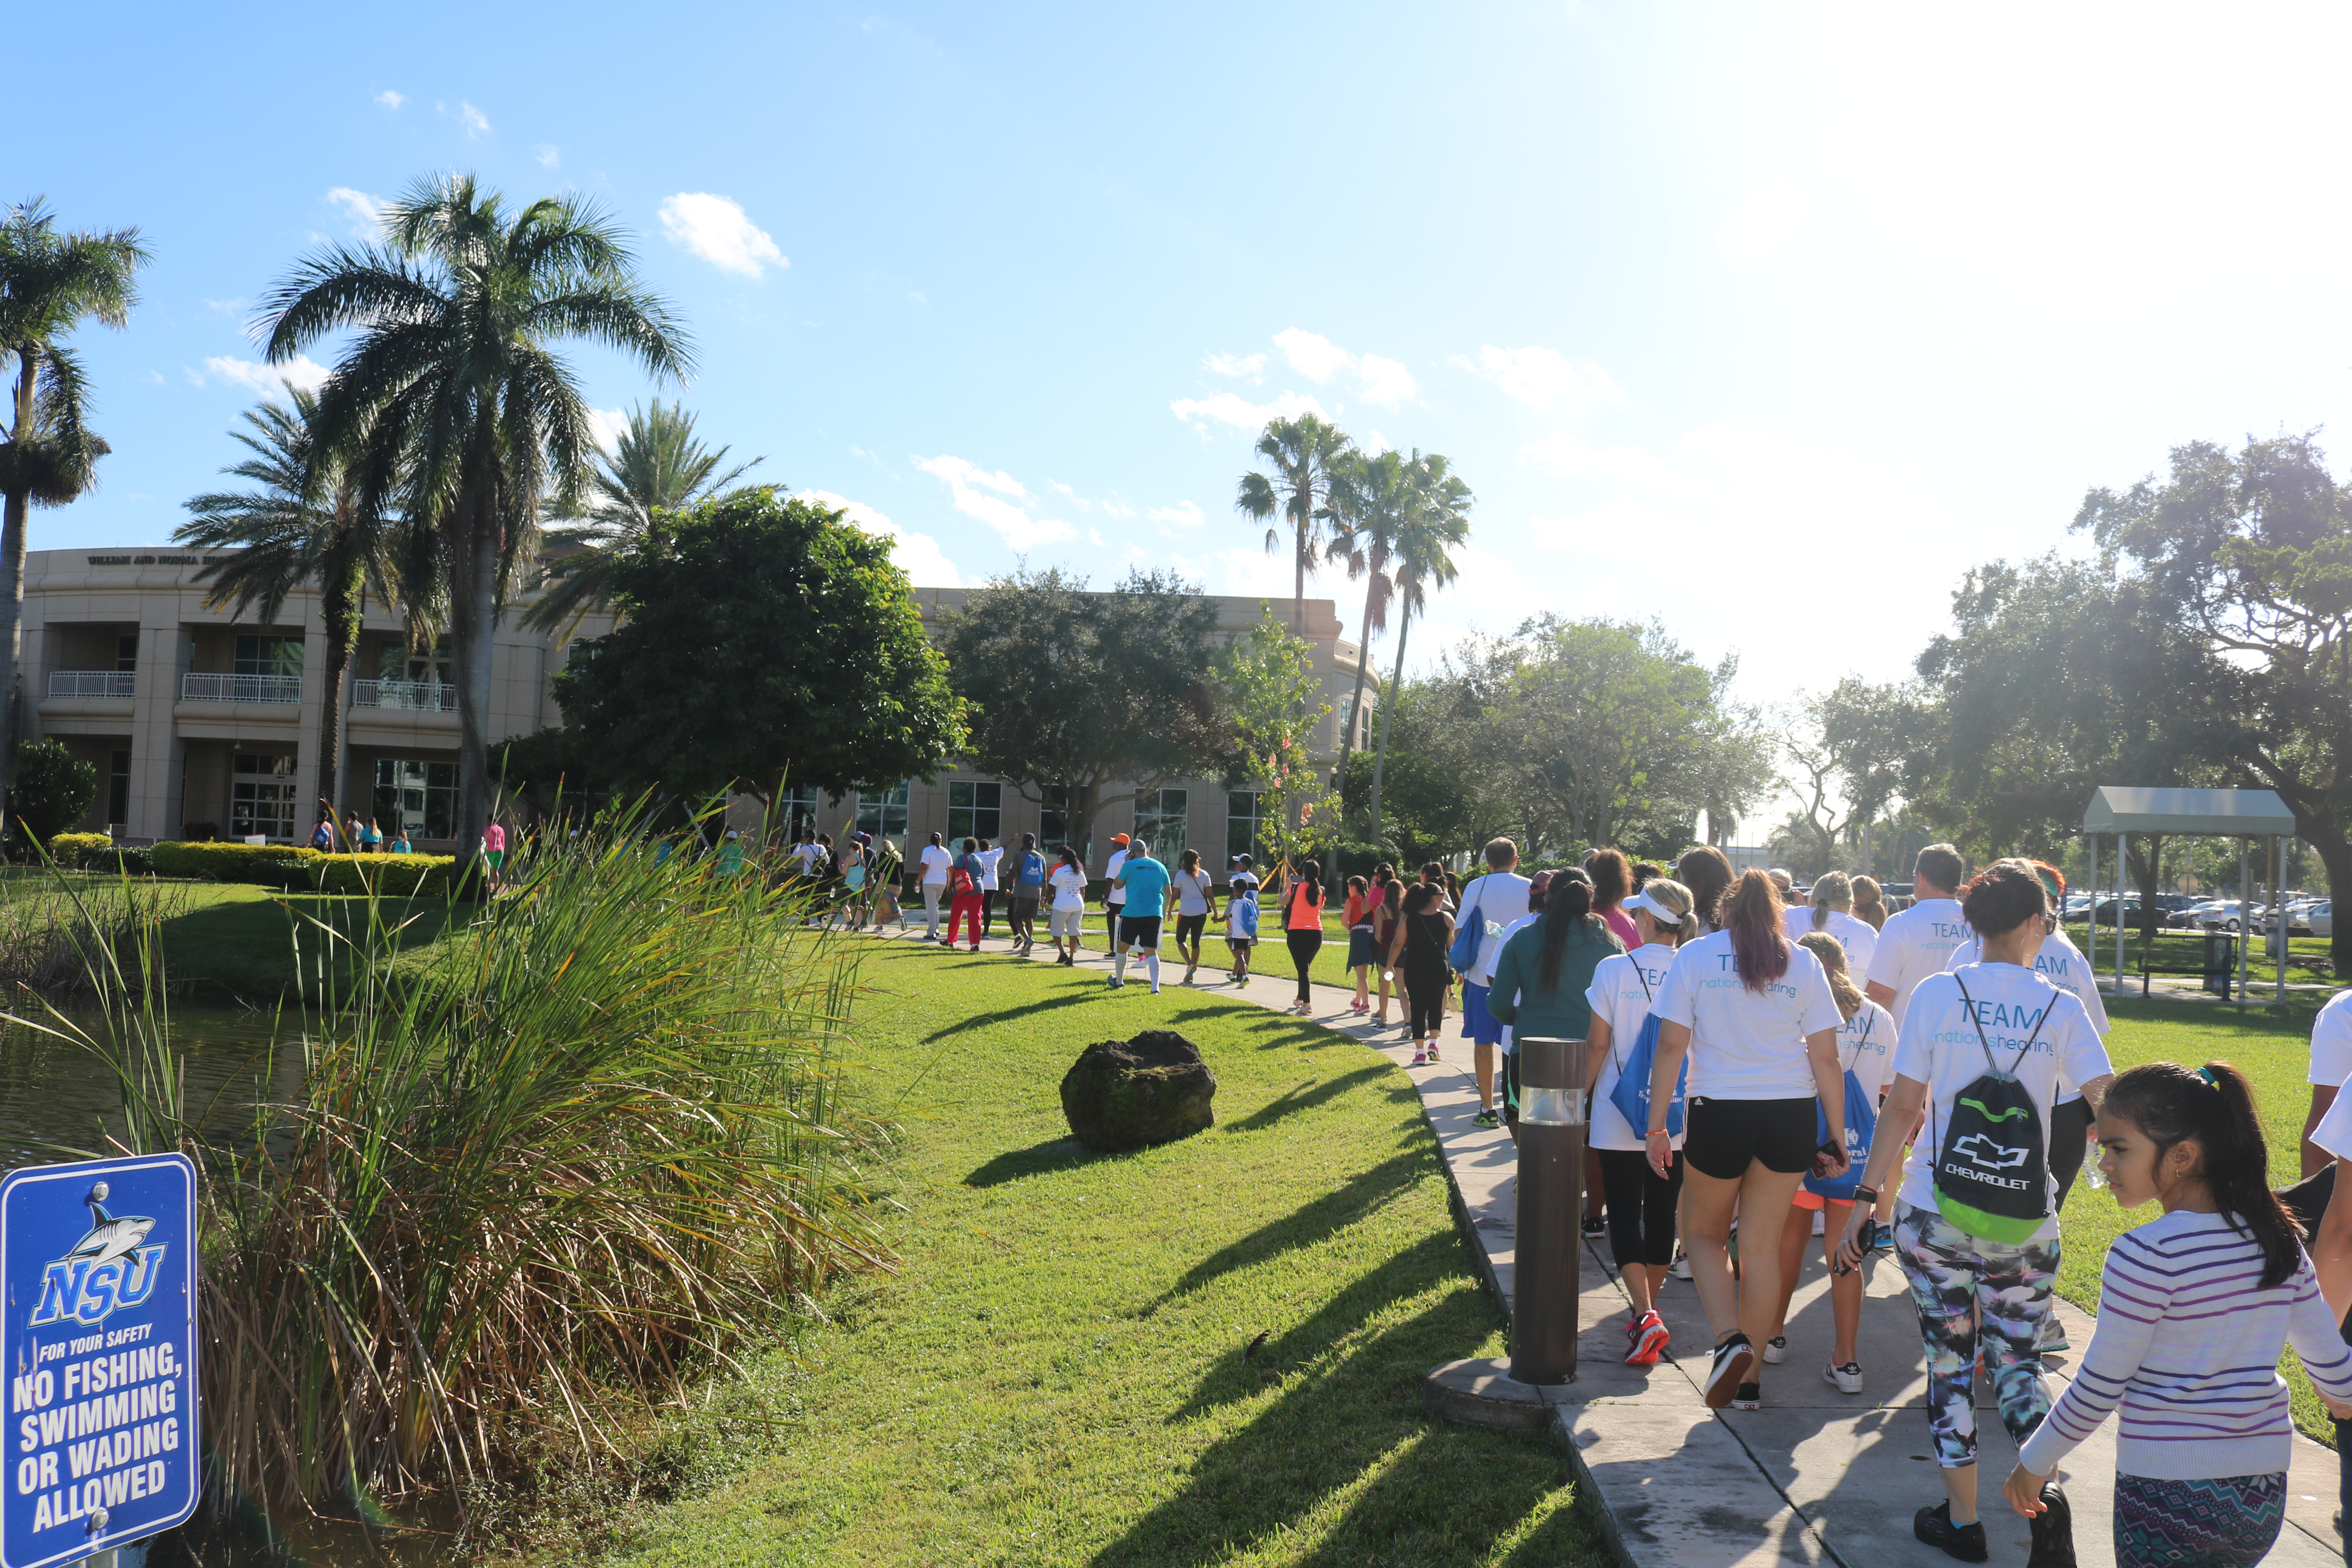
[0,1005,301,1170]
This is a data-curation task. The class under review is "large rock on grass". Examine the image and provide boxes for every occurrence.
[1060,1031,1216,1151]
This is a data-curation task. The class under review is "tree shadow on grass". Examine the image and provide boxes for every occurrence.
[919,989,1105,1042]
[1142,1146,1433,1313]
[1220,1064,1392,1136]
[1094,1278,1598,1568]
[961,1136,1122,1189]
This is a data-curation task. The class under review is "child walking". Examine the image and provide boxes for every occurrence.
[2007,1060,2352,1567]
[1225,855,1260,984]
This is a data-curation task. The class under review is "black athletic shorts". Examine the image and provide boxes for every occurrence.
[1682,1095,1820,1180]
[1118,915,1163,949]
[1176,913,1207,947]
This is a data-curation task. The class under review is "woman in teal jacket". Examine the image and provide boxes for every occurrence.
[1486,868,1625,1125]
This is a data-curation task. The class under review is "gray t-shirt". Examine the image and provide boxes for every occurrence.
[1174,868,1214,916]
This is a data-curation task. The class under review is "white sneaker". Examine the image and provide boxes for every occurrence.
[1150,983,1161,995]
[1761,1335,1786,1365]
[1811,1209,1826,1236]
[1824,1360,1864,1395]
[1668,1252,1693,1281]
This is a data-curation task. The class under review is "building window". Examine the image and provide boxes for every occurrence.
[1227,790,1264,866]
[781,783,822,840]
[1133,788,1187,860]
[234,635,304,679]
[948,780,1001,844]
[230,753,300,842]
[1039,785,1073,852]
[856,782,909,841]
[115,635,138,673]
[379,637,451,684]
[107,750,130,831]
[374,757,458,841]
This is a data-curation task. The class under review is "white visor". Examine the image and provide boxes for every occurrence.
[1623,890,1683,926]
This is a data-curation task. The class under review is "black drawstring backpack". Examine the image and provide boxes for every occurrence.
[1931,973,2054,1243]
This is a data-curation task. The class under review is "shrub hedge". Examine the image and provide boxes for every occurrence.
[47,833,116,868]
[147,842,457,895]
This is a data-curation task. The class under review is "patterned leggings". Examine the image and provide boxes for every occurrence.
[1894,1203,2059,1469]
[2112,1472,2284,1568]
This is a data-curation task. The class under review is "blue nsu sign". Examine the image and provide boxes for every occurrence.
[0,1154,200,1568]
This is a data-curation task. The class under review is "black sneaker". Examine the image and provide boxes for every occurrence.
[1473,1107,1501,1129]
[1730,1381,1760,1410]
[1580,1215,1606,1237]
[2027,1483,2075,1568]
[1704,1334,1754,1408]
[1913,1503,1988,1563]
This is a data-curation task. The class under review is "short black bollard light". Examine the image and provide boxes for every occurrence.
[1510,1035,1586,1386]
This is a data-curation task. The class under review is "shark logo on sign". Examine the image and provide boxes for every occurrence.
[25,1186,164,1329]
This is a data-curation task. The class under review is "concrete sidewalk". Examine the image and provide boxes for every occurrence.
[884,920,2345,1567]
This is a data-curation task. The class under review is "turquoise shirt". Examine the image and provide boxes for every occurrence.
[1116,855,1171,915]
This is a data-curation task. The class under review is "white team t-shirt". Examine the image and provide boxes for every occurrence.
[1584,943,1684,1151]
[1104,849,1128,906]
[920,844,953,886]
[2312,990,2352,1088]
[1049,865,1087,912]
[976,845,1004,891]
[1836,998,1900,1098]
[1460,871,1533,986]
[1782,907,1880,981]
[1945,931,2109,1115]
[2308,1078,2352,1161]
[1653,931,1845,1100]
[1892,963,2114,1234]
[1867,897,1970,1027]
[1174,869,1214,917]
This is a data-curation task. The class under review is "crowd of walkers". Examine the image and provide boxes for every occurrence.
[1456,838,2352,1568]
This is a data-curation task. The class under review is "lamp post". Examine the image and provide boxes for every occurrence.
[1510,1035,1586,1385]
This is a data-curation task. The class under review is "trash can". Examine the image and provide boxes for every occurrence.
[2203,930,2235,998]
[1510,1036,1586,1385]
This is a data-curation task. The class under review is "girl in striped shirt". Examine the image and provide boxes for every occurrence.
[2005,1060,2352,1567]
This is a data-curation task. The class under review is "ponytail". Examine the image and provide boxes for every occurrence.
[2105,1060,2302,1289]
[1796,931,1863,1020]
[1721,869,1790,991]
[1540,870,1597,990]
[1810,870,1853,933]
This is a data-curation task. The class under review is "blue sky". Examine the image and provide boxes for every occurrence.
[20,2,2352,804]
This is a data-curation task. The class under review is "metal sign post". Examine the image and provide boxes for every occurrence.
[0,1154,200,1568]
[1510,1036,1586,1386]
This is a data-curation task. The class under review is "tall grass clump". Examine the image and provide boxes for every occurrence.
[0,871,196,994]
[26,808,888,1517]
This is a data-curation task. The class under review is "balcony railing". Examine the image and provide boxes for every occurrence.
[354,679,458,712]
[181,671,300,704]
[47,670,133,699]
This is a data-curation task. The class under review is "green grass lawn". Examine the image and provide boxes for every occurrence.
[580,941,1605,1568]
[147,881,463,999]
[2058,990,2343,1441]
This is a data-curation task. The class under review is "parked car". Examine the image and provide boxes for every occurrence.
[2090,897,2142,924]
[2296,900,2332,939]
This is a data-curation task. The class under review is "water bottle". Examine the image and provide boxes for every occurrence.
[2085,1129,2107,1190]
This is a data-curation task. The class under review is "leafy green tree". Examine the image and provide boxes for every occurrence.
[1774,679,1916,873]
[1236,413,1352,636]
[1218,610,1332,868]
[1911,548,2223,941]
[1336,677,1485,866]
[257,173,693,840]
[9,739,95,847]
[939,567,1226,859]
[0,200,149,829]
[554,490,964,802]
[1323,447,1406,786]
[523,400,760,637]
[1368,452,1473,854]
[178,390,423,818]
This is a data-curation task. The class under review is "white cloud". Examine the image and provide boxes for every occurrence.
[1455,345,1626,415]
[587,407,629,453]
[913,455,1074,549]
[799,489,960,586]
[325,187,386,237]
[1087,527,1109,549]
[533,144,561,168]
[1354,353,1416,407]
[374,90,405,111]
[200,355,333,400]
[1720,180,1808,264]
[1274,328,1354,384]
[658,193,786,278]
[200,298,246,317]
[1149,500,1206,530]
[1362,430,1391,457]
[1210,546,1299,601]
[1168,389,1330,434]
[454,101,492,140]
[1205,351,1266,382]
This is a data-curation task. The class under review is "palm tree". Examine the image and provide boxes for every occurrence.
[1367,451,1472,856]
[0,200,149,824]
[256,173,693,841]
[1321,448,1408,799]
[1235,413,1352,635]
[521,400,760,637]
[178,390,423,821]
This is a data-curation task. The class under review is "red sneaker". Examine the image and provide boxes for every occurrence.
[1625,1311,1670,1366]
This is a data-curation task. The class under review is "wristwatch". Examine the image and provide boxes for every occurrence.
[1852,1186,1878,1205]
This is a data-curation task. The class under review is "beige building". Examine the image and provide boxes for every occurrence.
[19,548,1378,868]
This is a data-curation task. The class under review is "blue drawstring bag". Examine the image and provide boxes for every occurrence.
[1606,963,1686,1138]
[1804,1013,1880,1201]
